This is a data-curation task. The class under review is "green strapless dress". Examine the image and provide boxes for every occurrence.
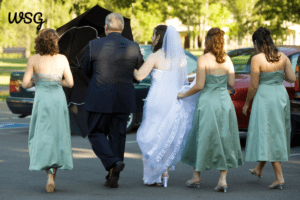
[28,73,73,171]
[244,70,290,162]
[181,74,244,171]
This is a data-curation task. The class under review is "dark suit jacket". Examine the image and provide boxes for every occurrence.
[81,32,144,113]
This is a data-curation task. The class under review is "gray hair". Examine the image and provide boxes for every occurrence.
[105,13,124,31]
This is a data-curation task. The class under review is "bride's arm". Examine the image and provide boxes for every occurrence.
[134,53,156,81]
[178,55,206,99]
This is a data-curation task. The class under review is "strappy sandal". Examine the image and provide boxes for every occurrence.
[186,179,201,188]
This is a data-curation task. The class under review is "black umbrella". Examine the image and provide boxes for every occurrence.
[56,5,134,138]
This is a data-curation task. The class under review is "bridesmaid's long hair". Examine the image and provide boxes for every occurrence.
[152,25,167,53]
[204,28,226,63]
[252,27,280,63]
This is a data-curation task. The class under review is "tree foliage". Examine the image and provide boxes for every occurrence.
[208,3,231,28]
[225,0,258,39]
[252,0,300,43]
[0,0,298,55]
[131,1,166,44]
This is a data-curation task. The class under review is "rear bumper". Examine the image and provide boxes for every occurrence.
[6,96,33,115]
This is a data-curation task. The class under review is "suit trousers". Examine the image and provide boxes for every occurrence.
[87,111,129,171]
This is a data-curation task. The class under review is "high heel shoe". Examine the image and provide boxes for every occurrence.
[162,172,169,187]
[268,183,284,190]
[46,169,55,193]
[214,185,228,193]
[249,169,262,181]
[186,179,201,188]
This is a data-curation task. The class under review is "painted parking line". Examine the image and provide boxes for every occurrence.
[291,153,300,157]
[0,116,31,120]
[0,123,30,129]
[126,141,137,144]
[10,130,27,133]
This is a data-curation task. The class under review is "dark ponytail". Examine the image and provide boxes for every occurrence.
[252,27,280,63]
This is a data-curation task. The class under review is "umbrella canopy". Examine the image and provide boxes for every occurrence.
[56,5,134,137]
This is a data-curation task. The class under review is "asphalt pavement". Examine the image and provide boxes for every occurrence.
[1,101,300,200]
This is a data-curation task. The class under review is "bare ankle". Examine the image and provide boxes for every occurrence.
[277,177,284,184]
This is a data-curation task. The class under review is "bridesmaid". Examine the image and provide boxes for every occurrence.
[22,29,74,193]
[178,28,244,193]
[242,27,296,189]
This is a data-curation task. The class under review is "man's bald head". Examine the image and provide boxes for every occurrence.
[105,13,124,32]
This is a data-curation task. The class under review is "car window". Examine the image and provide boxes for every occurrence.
[227,49,256,74]
[290,53,299,72]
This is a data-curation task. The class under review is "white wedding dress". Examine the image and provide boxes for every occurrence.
[136,26,200,185]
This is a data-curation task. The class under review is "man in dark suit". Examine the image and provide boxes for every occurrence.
[81,13,144,188]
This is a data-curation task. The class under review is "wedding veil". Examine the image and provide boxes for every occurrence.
[161,25,189,89]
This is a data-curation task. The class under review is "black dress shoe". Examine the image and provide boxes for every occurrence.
[108,161,125,188]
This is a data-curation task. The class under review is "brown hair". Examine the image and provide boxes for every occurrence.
[153,25,167,53]
[252,27,280,63]
[35,29,59,56]
[204,28,226,63]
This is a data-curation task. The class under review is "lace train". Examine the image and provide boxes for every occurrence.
[137,81,200,184]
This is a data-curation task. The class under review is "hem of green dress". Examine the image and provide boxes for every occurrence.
[29,167,73,171]
[195,165,243,172]
[29,168,73,171]
[181,161,244,171]
[244,159,289,162]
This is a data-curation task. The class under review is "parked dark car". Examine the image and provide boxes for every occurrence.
[227,46,300,143]
[6,45,198,133]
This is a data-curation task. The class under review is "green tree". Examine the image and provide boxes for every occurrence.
[168,0,230,50]
[168,0,205,49]
[208,3,231,28]
[252,0,300,44]
[225,0,258,38]
[0,0,75,56]
[130,0,166,44]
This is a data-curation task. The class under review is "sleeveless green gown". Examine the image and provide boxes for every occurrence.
[181,74,244,171]
[28,72,73,171]
[244,70,290,162]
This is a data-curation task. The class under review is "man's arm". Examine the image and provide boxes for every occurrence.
[81,42,93,79]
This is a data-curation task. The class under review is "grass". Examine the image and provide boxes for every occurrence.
[0,58,28,64]
[0,58,27,77]
[0,71,13,76]
[186,49,204,58]
[0,91,9,102]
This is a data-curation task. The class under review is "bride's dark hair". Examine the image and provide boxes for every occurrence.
[252,27,280,63]
[152,25,167,53]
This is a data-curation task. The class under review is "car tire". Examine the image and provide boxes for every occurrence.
[291,115,297,145]
[126,113,136,133]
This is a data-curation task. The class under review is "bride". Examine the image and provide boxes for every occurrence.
[134,25,200,187]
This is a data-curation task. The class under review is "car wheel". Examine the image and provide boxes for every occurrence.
[291,115,296,145]
[126,113,136,133]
